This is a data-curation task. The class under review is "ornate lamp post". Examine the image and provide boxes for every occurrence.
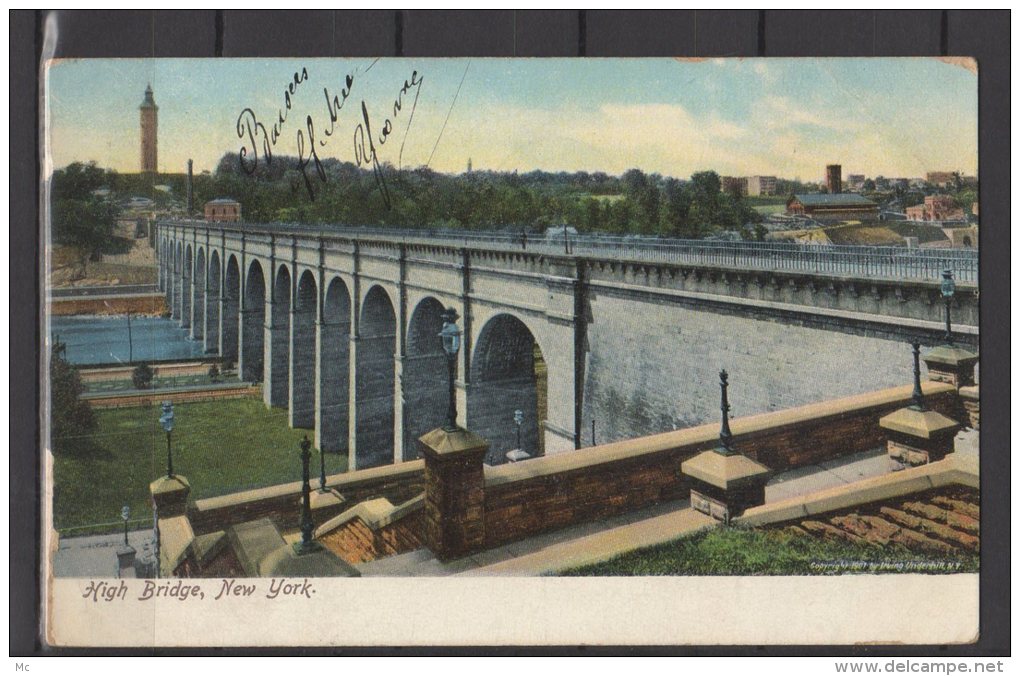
[716,369,735,456]
[319,444,328,492]
[909,341,926,411]
[940,269,956,345]
[513,409,524,450]
[296,435,317,554]
[438,307,462,431]
[159,401,175,477]
[121,504,131,547]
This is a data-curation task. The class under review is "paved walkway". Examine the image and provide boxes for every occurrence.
[51,528,157,578]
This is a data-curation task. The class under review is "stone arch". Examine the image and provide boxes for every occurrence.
[469,313,548,465]
[355,284,396,469]
[222,254,240,361]
[267,264,292,408]
[206,250,221,353]
[242,259,266,383]
[182,244,193,329]
[401,296,449,460]
[291,269,318,428]
[193,247,206,341]
[317,276,352,454]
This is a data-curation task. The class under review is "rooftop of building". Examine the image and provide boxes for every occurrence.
[790,193,878,207]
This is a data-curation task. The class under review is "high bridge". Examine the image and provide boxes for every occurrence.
[155,220,978,470]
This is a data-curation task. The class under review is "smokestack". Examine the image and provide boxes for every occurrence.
[826,164,842,194]
[186,159,194,215]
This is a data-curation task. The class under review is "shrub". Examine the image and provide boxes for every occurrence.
[132,363,154,390]
[50,339,96,455]
[208,363,220,382]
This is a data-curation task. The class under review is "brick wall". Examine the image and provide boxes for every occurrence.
[188,461,425,535]
[481,382,959,550]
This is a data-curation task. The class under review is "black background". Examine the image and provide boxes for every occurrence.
[10,9,1010,657]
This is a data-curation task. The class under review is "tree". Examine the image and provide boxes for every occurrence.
[52,197,118,261]
[132,364,154,390]
[50,339,96,455]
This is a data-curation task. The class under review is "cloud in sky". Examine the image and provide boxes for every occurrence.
[45,57,977,181]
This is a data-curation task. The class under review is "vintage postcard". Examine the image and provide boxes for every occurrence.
[41,56,980,647]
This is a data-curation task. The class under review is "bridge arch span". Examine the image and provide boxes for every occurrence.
[206,250,221,353]
[241,259,266,384]
[401,296,449,459]
[222,254,240,362]
[468,312,549,465]
[290,269,318,429]
[267,263,292,408]
[316,276,352,455]
[182,244,193,329]
[355,284,396,469]
[193,247,206,341]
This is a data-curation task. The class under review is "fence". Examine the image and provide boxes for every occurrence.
[159,220,979,283]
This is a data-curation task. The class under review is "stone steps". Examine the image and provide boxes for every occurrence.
[780,487,980,555]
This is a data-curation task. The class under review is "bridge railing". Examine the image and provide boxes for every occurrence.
[157,220,978,283]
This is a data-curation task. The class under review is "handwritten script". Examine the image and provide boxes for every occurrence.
[235,65,424,207]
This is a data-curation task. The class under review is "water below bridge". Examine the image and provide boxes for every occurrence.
[51,315,208,366]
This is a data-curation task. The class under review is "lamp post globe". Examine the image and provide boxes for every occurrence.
[438,308,462,431]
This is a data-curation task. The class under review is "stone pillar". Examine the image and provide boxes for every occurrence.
[880,407,961,467]
[290,306,316,429]
[392,355,405,464]
[347,335,360,470]
[924,345,979,389]
[116,545,137,578]
[150,475,191,517]
[681,451,771,522]
[191,272,204,341]
[418,427,489,561]
[171,270,181,320]
[222,293,239,362]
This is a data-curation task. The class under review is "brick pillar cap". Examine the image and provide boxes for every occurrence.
[681,450,771,491]
[150,474,191,498]
[418,426,489,460]
[924,345,979,367]
[880,408,960,440]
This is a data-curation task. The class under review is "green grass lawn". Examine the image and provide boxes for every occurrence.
[52,399,348,533]
[560,526,979,576]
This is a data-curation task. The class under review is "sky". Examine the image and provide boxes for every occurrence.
[44,57,978,181]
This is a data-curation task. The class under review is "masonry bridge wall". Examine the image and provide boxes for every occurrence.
[156,221,978,470]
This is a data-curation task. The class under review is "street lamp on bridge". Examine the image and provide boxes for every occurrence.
[439,307,462,431]
[159,401,175,478]
[940,269,956,346]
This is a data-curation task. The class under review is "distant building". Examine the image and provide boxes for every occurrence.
[846,174,866,192]
[786,193,879,223]
[139,85,158,173]
[746,175,777,196]
[205,198,242,222]
[926,171,956,188]
[825,164,842,194]
[721,176,748,197]
[905,195,965,222]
